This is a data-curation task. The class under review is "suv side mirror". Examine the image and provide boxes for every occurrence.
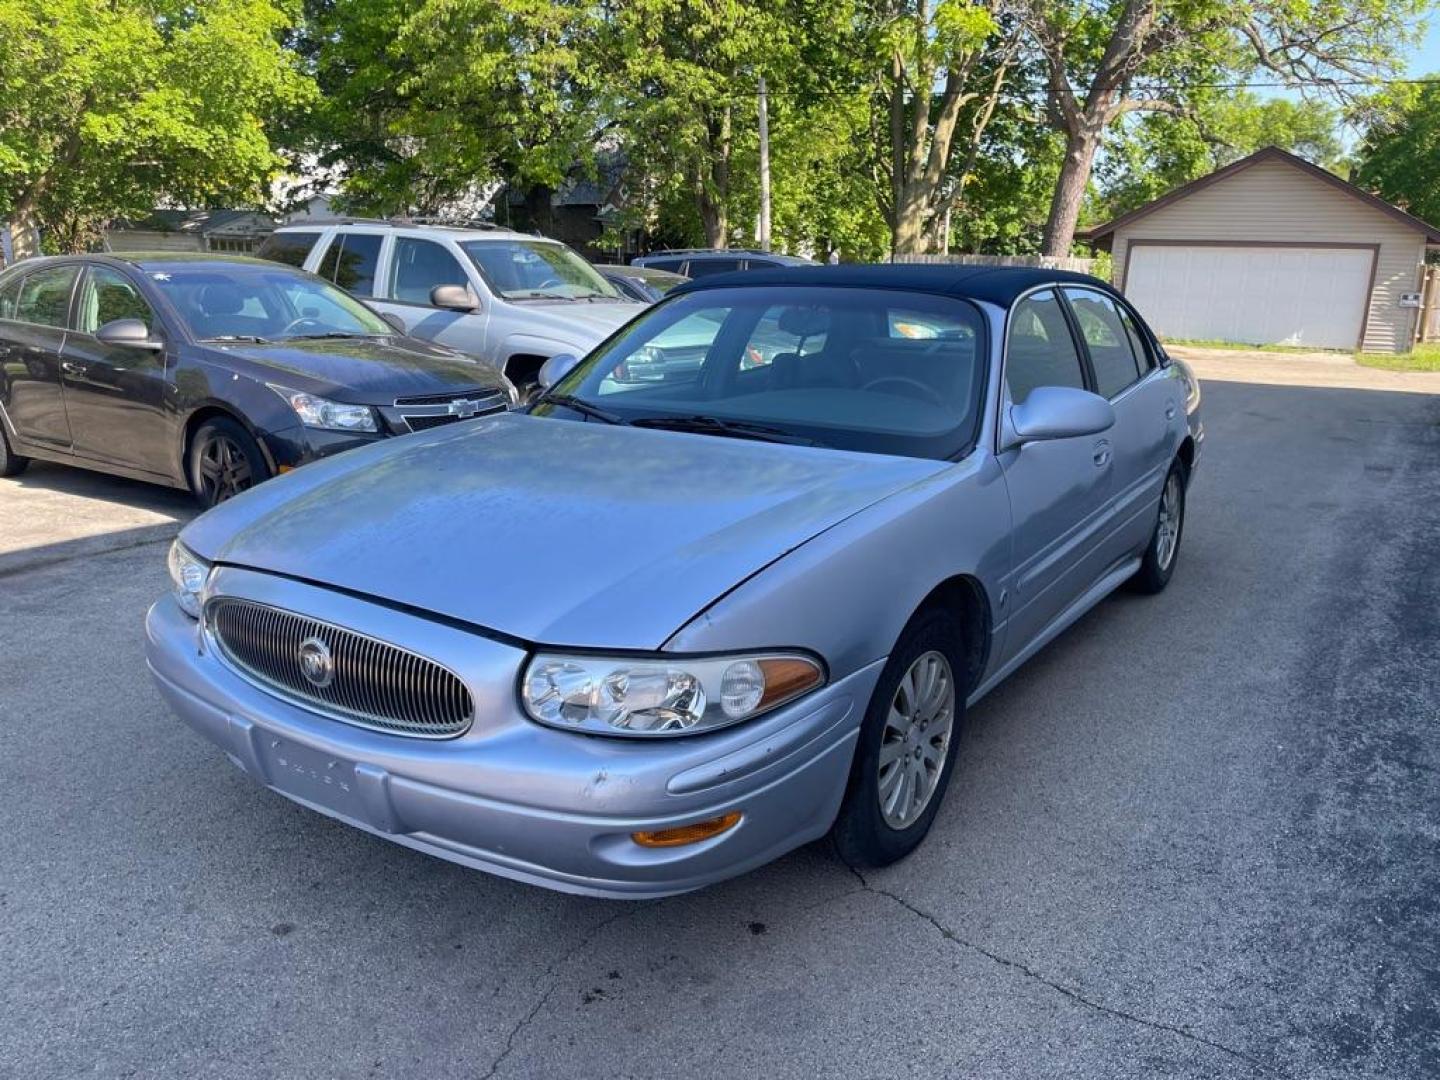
[537,353,580,390]
[430,284,478,312]
[1005,386,1114,447]
[95,318,163,352]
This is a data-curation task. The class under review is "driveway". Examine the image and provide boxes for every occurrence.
[2,360,1438,1079]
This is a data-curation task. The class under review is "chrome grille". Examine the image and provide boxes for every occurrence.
[393,388,508,433]
[207,599,474,738]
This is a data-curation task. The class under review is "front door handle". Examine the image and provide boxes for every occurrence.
[1092,439,1112,468]
[60,360,84,377]
[1165,401,1177,420]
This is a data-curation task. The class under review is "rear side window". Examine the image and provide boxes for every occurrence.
[317,232,383,296]
[1063,287,1143,398]
[686,259,742,278]
[641,258,683,273]
[77,267,153,333]
[389,238,469,305]
[15,265,78,328]
[1006,290,1084,405]
[256,231,321,269]
[0,273,21,320]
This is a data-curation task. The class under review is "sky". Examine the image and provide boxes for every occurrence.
[1408,17,1440,76]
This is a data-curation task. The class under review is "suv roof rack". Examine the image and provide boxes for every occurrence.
[279,216,515,232]
[645,247,778,257]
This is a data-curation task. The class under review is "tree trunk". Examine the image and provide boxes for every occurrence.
[696,105,731,248]
[9,187,44,260]
[1042,125,1102,257]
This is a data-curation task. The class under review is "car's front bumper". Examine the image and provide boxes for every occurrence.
[145,571,878,899]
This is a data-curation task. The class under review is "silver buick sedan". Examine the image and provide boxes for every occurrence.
[146,266,1203,898]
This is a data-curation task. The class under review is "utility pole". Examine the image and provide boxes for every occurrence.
[757,75,771,252]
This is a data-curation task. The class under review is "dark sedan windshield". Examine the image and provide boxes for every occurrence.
[537,286,988,460]
[142,265,392,342]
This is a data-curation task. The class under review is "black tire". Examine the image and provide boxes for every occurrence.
[831,608,967,869]
[1129,459,1187,595]
[188,416,270,509]
[0,422,29,478]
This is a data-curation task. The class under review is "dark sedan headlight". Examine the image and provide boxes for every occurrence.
[521,652,824,737]
[269,385,379,433]
[166,541,210,619]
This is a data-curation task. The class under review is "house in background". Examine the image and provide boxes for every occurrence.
[103,209,279,255]
[1083,146,1440,353]
[502,152,637,262]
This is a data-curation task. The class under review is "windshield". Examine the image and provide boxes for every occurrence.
[144,265,391,342]
[461,240,620,300]
[536,286,988,460]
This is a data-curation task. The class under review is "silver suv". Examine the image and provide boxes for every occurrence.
[258,221,643,391]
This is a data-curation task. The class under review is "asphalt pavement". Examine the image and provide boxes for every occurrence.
[2,354,1437,1079]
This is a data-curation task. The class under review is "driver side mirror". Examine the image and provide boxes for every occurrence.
[430,284,479,312]
[95,318,163,352]
[1003,386,1114,449]
[537,352,580,390]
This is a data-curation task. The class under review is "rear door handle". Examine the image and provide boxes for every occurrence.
[1092,439,1112,468]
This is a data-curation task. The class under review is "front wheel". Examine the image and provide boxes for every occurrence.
[831,609,966,868]
[1129,460,1187,594]
[188,417,271,509]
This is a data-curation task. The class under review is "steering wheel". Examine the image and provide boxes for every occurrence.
[536,276,563,290]
[278,317,329,337]
[862,376,944,407]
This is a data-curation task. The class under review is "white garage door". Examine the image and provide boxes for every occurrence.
[1124,245,1373,350]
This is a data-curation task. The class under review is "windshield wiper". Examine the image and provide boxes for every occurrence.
[630,414,819,446]
[204,334,274,344]
[532,392,628,425]
[286,332,381,340]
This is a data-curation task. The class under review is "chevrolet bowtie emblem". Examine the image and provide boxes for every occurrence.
[447,398,485,418]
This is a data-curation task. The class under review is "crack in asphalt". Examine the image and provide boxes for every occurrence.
[478,905,648,1080]
[844,864,1282,1077]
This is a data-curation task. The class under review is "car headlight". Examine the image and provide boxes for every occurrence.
[521,652,825,737]
[166,541,210,619]
[269,385,379,433]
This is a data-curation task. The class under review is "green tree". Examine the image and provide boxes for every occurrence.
[1021,0,1425,255]
[0,0,314,255]
[1353,78,1440,226]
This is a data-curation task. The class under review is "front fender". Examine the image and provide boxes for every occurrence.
[664,453,1012,687]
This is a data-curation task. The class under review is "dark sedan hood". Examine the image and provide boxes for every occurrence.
[181,413,946,648]
[199,336,508,402]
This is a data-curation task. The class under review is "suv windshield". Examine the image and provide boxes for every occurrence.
[143,265,391,342]
[461,240,620,301]
[535,286,988,460]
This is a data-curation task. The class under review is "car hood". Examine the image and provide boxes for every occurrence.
[181,412,946,648]
[200,336,509,402]
[498,299,640,347]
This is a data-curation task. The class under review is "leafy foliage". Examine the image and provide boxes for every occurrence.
[1352,78,1440,227]
[0,0,314,252]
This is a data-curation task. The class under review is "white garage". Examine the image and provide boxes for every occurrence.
[1083,148,1440,354]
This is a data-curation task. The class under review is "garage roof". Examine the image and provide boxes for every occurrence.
[1082,146,1440,248]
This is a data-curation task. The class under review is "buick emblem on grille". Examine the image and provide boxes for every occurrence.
[446,397,486,419]
[298,636,335,689]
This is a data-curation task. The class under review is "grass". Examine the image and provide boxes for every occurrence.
[1163,338,1343,355]
[1356,343,1440,373]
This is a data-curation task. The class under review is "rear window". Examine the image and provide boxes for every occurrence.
[256,231,321,269]
[14,265,78,328]
[686,259,742,278]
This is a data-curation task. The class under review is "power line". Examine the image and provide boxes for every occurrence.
[736,75,1440,98]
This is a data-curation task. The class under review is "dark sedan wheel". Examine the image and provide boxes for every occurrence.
[188,417,270,508]
[0,423,29,478]
[1130,459,1187,594]
[831,608,966,869]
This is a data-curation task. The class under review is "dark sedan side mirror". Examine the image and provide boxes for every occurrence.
[1005,386,1115,447]
[95,318,163,352]
[537,353,580,390]
[430,284,479,312]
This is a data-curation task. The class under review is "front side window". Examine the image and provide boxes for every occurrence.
[390,238,469,305]
[1064,287,1143,398]
[77,267,154,334]
[318,232,383,296]
[143,265,390,341]
[539,285,987,460]
[15,265,78,328]
[256,231,321,269]
[462,240,618,300]
[1005,290,1085,405]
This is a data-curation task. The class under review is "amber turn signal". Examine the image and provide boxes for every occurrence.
[632,811,743,848]
[757,657,823,709]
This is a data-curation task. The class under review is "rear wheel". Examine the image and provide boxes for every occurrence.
[1129,460,1187,594]
[0,422,29,478]
[188,417,270,509]
[831,609,966,868]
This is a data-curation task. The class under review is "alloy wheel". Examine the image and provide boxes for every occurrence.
[1156,471,1182,571]
[196,433,253,505]
[877,650,955,830]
